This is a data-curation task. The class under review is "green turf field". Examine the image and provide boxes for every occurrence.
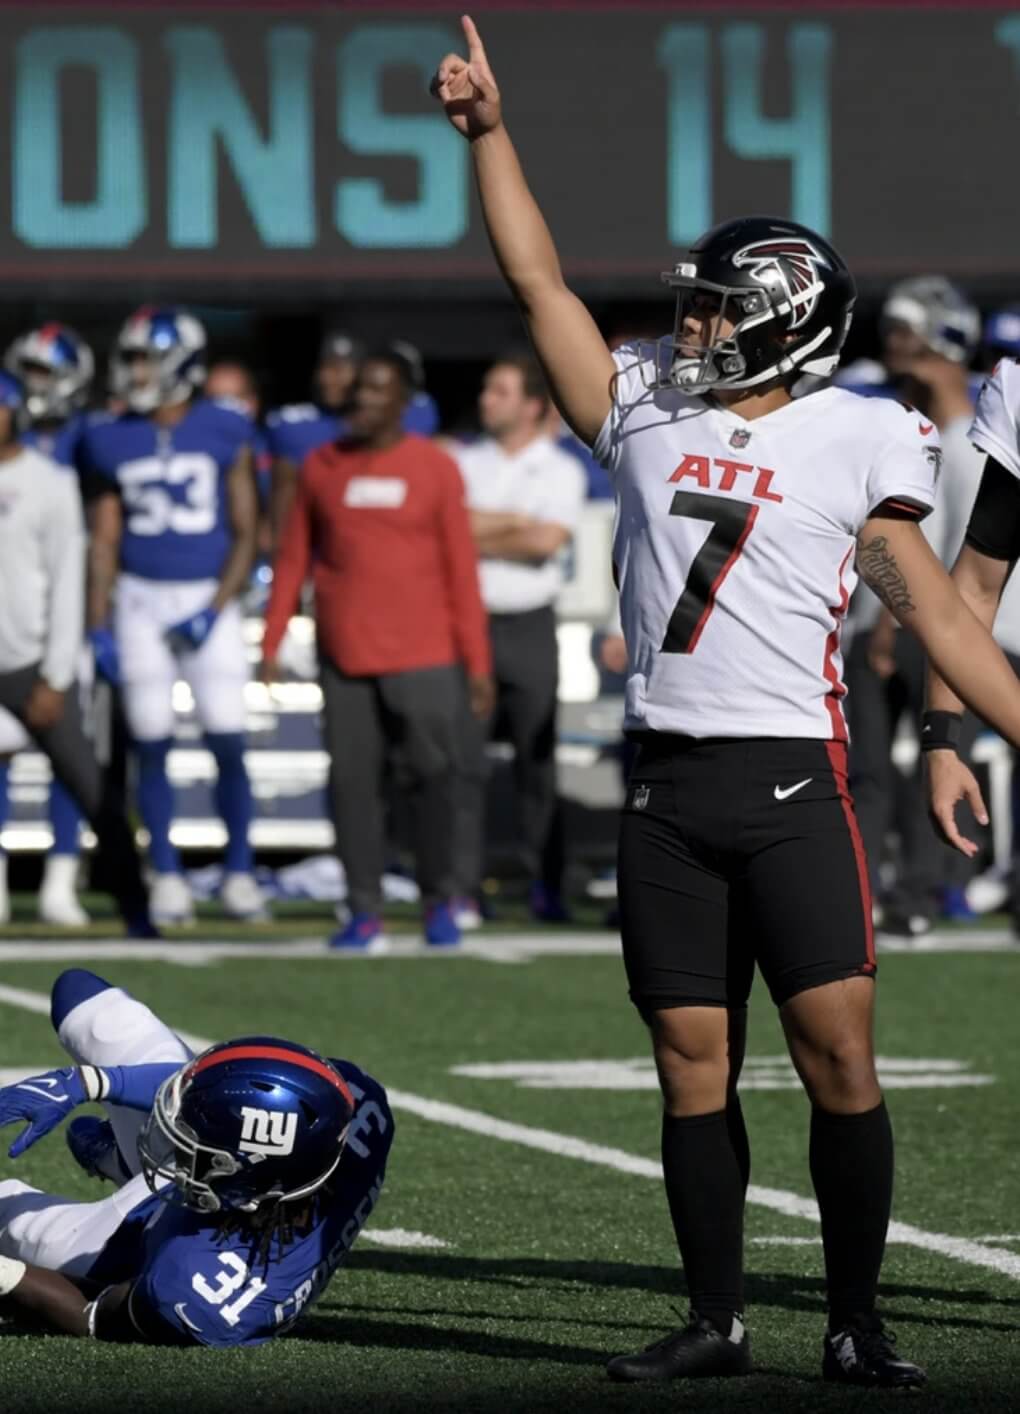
[0,939,1017,1413]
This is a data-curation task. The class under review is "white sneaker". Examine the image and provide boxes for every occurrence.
[220,872,270,922]
[150,872,195,926]
[453,897,483,931]
[0,853,9,925]
[38,854,90,927]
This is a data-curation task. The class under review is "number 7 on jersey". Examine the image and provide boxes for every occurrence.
[660,492,759,655]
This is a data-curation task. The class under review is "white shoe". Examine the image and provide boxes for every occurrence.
[220,872,270,922]
[38,854,90,927]
[453,897,483,931]
[0,853,9,925]
[150,872,195,926]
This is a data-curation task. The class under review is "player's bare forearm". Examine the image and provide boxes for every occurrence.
[471,130,614,444]
[213,451,258,612]
[86,538,118,631]
[858,517,1020,745]
[0,1261,93,1336]
[432,18,614,445]
[927,543,1010,715]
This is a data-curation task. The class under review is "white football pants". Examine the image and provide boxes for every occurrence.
[0,984,193,1278]
[114,573,248,741]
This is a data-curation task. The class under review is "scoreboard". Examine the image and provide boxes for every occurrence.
[0,2,1015,294]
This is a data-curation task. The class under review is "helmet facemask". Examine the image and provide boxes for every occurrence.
[652,263,841,395]
[137,1068,349,1215]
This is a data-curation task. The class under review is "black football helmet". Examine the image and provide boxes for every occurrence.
[655,216,856,393]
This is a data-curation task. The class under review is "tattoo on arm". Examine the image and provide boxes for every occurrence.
[856,533,917,615]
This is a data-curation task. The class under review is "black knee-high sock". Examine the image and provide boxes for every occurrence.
[661,1110,746,1332]
[726,1098,751,1195]
[809,1102,894,1330]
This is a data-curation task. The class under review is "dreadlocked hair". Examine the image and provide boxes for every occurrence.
[215,1195,318,1269]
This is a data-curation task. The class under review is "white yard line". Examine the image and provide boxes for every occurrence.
[0,930,1014,966]
[361,1228,450,1250]
[1,983,1018,1284]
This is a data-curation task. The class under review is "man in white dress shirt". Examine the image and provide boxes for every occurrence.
[452,353,585,922]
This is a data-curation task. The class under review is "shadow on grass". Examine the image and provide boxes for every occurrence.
[336,1250,1020,1333]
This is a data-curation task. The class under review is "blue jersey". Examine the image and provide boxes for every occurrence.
[88,1059,393,1348]
[78,399,253,582]
[22,411,92,471]
[265,392,439,465]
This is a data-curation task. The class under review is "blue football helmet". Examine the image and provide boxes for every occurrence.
[4,323,94,423]
[111,306,207,414]
[137,1036,354,1214]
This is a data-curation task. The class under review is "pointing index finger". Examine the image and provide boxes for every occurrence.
[462,14,487,64]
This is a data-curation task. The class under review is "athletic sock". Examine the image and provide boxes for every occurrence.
[205,732,253,874]
[809,1101,894,1331]
[48,779,83,856]
[134,738,179,874]
[661,1109,746,1335]
[726,1098,751,1195]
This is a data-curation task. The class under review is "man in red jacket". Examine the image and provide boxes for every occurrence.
[262,350,493,949]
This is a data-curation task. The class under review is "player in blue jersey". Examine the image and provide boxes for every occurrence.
[81,309,268,926]
[266,331,440,545]
[0,968,392,1344]
[0,325,96,927]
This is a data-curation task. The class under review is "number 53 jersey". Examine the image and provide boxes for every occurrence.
[594,346,941,740]
[78,399,254,582]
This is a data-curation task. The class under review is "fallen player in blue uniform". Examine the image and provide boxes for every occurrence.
[0,969,393,1343]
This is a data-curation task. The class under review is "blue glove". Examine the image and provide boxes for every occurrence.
[165,605,219,653]
[0,1067,87,1158]
[88,627,121,686]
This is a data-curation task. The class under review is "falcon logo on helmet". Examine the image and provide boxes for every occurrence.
[648,216,856,395]
[731,239,831,331]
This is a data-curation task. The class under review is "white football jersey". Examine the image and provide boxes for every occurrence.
[593,346,941,740]
[970,358,1020,479]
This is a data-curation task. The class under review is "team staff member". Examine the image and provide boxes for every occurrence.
[262,350,492,951]
[432,18,1020,1390]
[0,373,153,937]
[266,333,440,548]
[452,354,585,925]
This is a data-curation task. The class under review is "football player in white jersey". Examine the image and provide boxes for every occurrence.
[926,358,1020,853]
[432,18,1020,1391]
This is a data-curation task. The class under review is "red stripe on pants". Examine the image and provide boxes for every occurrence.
[825,740,876,972]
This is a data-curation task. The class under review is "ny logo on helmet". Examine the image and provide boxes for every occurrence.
[732,240,831,331]
[238,1106,298,1157]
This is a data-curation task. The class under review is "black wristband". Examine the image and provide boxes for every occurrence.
[920,710,963,753]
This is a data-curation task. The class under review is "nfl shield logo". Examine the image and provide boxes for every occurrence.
[729,427,751,449]
[632,785,650,811]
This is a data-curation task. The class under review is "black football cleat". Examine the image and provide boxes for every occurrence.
[823,1315,927,1388]
[607,1311,752,1382]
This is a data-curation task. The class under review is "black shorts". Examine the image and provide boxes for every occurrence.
[618,735,875,1013]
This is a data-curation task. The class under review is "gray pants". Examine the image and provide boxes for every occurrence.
[0,663,148,923]
[320,658,462,915]
[452,605,564,898]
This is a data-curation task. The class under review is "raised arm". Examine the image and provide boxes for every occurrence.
[431,17,616,445]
